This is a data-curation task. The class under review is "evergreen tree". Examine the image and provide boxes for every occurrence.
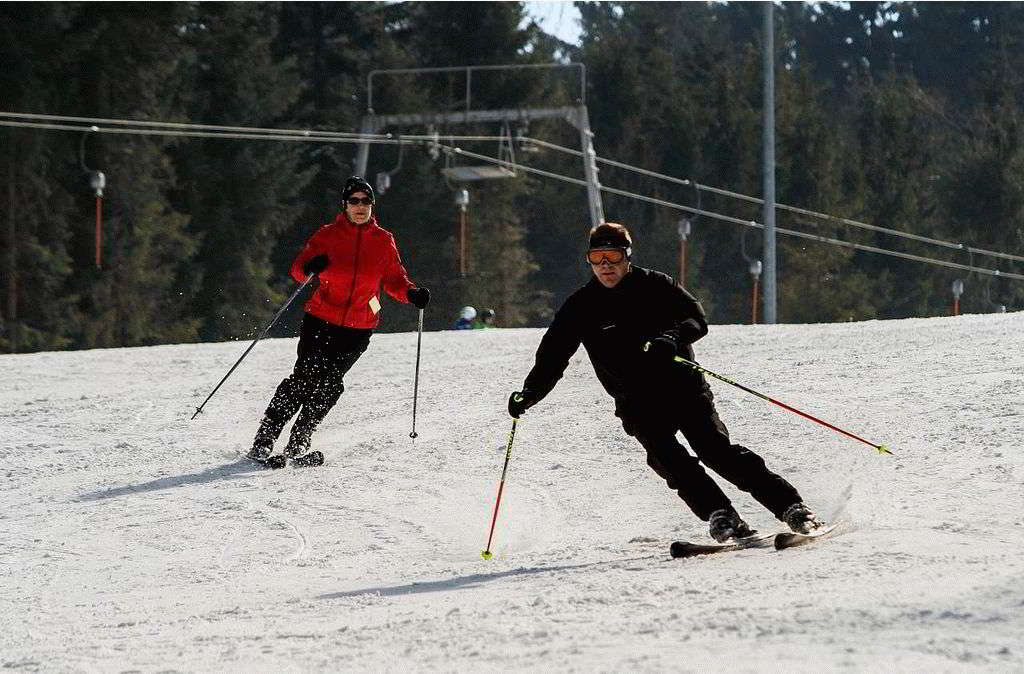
[5,1,1024,355]
[175,2,306,343]
[270,2,414,336]
[0,3,79,352]
[938,3,1024,314]
[845,72,950,318]
[364,1,566,331]
[578,1,765,322]
[64,3,202,348]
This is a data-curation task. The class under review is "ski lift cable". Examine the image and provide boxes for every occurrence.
[444,144,1024,282]
[4,115,1022,282]
[0,111,504,144]
[520,135,1024,265]
[0,119,414,145]
[7,111,1021,265]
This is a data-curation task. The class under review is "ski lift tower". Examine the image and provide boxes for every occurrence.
[355,63,605,229]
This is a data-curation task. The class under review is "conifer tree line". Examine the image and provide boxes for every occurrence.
[2,1,1022,354]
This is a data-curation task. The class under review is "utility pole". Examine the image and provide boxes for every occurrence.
[677,217,691,287]
[575,105,605,228]
[6,171,16,352]
[455,188,470,276]
[750,259,763,324]
[762,1,778,324]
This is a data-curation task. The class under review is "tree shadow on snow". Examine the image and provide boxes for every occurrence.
[318,554,663,600]
[75,458,268,502]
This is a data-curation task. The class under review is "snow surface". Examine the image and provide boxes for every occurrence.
[2,312,1023,672]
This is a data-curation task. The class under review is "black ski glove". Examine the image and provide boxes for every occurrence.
[645,335,678,362]
[407,287,430,309]
[303,253,329,276]
[507,390,537,419]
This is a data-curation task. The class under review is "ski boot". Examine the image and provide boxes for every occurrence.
[246,441,273,462]
[708,508,757,542]
[246,443,286,469]
[782,503,821,534]
[247,412,287,461]
[291,451,325,467]
[284,430,324,467]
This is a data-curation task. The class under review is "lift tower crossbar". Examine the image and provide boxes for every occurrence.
[355,64,604,229]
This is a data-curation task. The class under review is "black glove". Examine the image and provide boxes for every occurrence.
[645,336,678,362]
[407,287,430,309]
[507,390,537,418]
[303,253,328,276]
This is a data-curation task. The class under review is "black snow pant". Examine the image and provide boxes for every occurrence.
[621,386,802,522]
[253,314,371,454]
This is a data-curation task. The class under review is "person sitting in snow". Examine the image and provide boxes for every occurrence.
[474,308,496,329]
[507,222,821,542]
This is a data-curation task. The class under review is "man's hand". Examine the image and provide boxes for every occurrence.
[407,287,430,309]
[303,254,329,276]
[645,336,678,362]
[507,390,536,419]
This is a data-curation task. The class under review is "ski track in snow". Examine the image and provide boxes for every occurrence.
[1,313,1022,671]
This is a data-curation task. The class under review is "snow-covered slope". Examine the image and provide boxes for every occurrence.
[2,312,1022,671]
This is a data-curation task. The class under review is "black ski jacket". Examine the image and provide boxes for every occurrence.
[523,266,709,420]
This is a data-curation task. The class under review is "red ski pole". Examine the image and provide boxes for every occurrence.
[660,349,893,455]
[481,418,519,559]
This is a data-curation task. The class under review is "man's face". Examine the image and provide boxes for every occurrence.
[588,248,630,288]
[345,191,373,224]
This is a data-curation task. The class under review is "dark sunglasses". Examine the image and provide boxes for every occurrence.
[346,197,373,206]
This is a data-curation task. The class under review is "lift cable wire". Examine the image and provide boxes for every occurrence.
[520,136,1024,265]
[2,113,1021,282]
[444,144,1024,282]
[3,110,1020,265]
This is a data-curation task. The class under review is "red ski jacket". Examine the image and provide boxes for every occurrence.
[290,212,416,329]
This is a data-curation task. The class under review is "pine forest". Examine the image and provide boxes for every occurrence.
[2,1,1023,353]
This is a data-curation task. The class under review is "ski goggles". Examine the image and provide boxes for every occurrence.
[346,196,374,206]
[586,248,628,265]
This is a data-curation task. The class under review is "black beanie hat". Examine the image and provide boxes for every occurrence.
[342,176,375,203]
[589,222,632,255]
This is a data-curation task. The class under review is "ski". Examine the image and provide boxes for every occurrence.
[774,521,842,550]
[670,532,776,558]
[241,451,323,469]
[246,454,287,470]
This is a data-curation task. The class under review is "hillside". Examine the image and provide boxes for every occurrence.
[2,312,1022,671]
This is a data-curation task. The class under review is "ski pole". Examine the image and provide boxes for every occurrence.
[650,344,893,455]
[409,308,424,439]
[481,418,519,559]
[191,274,317,420]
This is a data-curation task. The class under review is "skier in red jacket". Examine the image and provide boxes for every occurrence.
[248,176,430,465]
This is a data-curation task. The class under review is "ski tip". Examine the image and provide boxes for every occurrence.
[669,541,694,558]
[774,521,840,549]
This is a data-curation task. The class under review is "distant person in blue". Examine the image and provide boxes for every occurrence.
[455,306,476,330]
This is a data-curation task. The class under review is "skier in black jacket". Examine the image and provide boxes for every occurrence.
[508,222,821,542]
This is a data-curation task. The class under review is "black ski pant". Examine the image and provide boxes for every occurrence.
[622,387,802,522]
[254,314,371,452]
